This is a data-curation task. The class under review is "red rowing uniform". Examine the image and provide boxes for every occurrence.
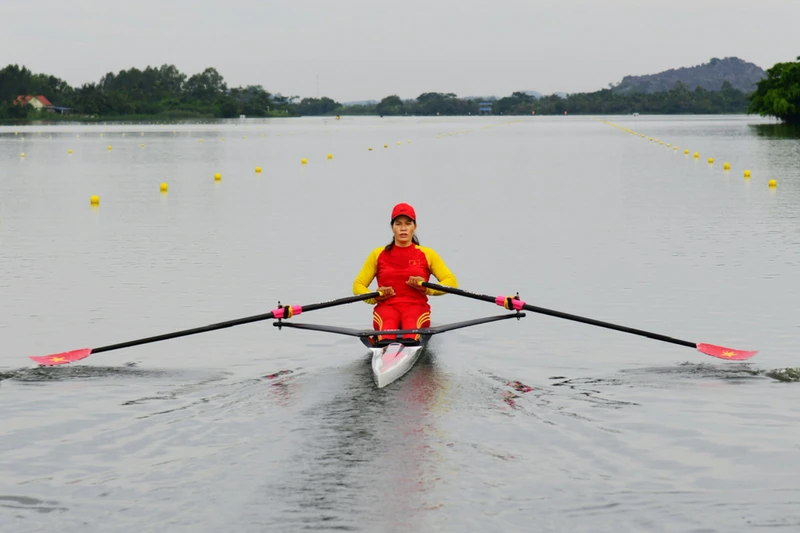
[353,244,457,342]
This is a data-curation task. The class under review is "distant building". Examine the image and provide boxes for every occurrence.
[15,95,53,109]
[15,95,72,114]
[478,102,493,115]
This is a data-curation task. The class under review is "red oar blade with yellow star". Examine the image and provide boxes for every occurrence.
[30,349,93,366]
[696,344,758,361]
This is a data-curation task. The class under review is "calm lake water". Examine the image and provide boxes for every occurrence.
[1,115,799,532]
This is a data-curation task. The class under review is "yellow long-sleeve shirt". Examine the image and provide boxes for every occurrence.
[353,244,458,305]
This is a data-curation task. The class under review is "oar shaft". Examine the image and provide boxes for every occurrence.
[421,282,697,349]
[92,312,275,354]
[93,291,381,354]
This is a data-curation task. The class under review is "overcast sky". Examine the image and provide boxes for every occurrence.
[2,0,798,102]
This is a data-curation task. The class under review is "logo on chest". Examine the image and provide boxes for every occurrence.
[408,259,420,266]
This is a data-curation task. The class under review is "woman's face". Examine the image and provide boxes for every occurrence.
[392,216,416,247]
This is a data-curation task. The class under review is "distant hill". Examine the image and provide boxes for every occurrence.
[523,91,569,99]
[612,57,766,94]
[341,100,378,107]
[463,91,567,100]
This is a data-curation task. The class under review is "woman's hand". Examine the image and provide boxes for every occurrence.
[407,276,427,293]
[376,286,395,301]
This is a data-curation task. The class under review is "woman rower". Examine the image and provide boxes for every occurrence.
[353,203,458,345]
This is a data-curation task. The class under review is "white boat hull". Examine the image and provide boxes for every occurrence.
[273,313,525,388]
[370,341,427,388]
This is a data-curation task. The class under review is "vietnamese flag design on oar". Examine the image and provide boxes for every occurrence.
[420,282,757,361]
[30,291,382,366]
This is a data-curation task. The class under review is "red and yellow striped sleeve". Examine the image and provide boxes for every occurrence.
[353,247,384,304]
[419,246,458,296]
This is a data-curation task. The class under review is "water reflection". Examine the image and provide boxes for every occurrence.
[261,349,450,530]
[749,122,800,139]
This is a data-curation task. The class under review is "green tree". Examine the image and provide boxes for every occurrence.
[748,57,800,123]
[376,95,404,115]
[295,97,340,115]
[494,91,536,115]
[230,85,273,116]
[184,67,228,101]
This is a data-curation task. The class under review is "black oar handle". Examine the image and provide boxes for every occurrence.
[421,282,697,349]
[92,291,381,354]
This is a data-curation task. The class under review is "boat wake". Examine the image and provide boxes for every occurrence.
[120,368,302,418]
[0,364,178,383]
[0,495,68,514]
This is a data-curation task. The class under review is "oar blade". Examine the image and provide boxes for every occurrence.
[696,343,758,361]
[30,348,93,366]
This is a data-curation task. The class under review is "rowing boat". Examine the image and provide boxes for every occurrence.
[273,313,526,388]
[27,283,758,382]
[370,339,428,389]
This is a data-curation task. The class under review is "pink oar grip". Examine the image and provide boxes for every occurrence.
[272,305,303,319]
[495,296,525,311]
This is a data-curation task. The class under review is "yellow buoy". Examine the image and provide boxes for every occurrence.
[255,166,262,173]
[160,182,168,193]
[301,158,307,165]
[673,146,678,151]
[384,144,388,148]
[214,173,222,181]
[327,153,333,159]
[368,147,373,151]
[408,140,412,143]
[68,149,73,154]
[769,179,777,188]
[20,153,25,158]
[397,141,402,145]
[221,138,225,141]
[694,152,699,159]
[723,162,730,170]
[198,139,203,143]
[90,195,100,205]
[141,144,145,148]
[666,143,671,147]
[107,145,112,151]
[684,149,689,155]
[744,170,751,178]
[708,157,714,164]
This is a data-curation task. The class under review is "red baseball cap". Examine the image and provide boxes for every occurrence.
[391,202,416,222]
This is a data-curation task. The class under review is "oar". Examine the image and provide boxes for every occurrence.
[30,291,382,366]
[420,282,757,360]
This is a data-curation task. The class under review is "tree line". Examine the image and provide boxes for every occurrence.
[1,61,797,122]
[747,56,800,124]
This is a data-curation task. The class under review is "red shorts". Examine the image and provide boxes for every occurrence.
[373,302,431,341]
